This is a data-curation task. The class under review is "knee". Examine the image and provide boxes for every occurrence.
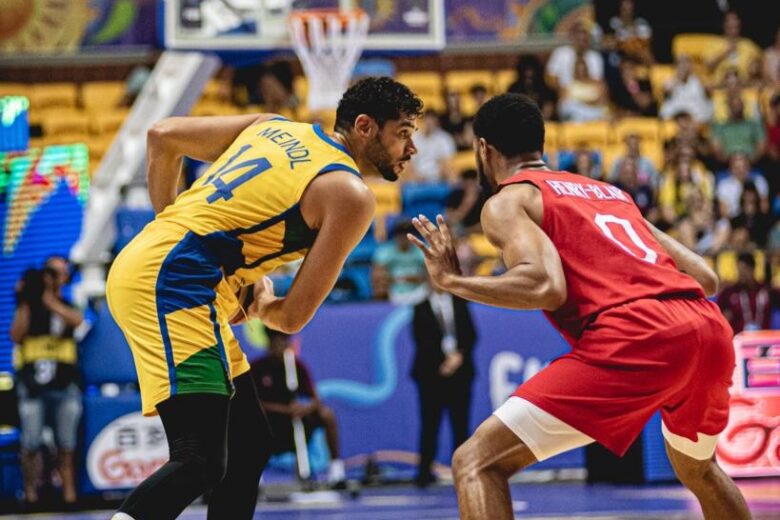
[169,441,227,490]
[673,458,719,491]
[452,438,506,484]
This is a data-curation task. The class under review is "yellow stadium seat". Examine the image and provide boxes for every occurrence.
[190,102,241,116]
[366,180,401,240]
[200,80,226,102]
[614,117,661,144]
[42,110,89,137]
[560,121,610,150]
[81,81,126,110]
[0,83,27,98]
[468,233,499,258]
[544,122,560,152]
[661,119,679,141]
[396,72,444,112]
[602,144,624,174]
[495,69,516,94]
[30,83,78,110]
[649,64,675,103]
[42,133,90,147]
[712,87,760,122]
[445,70,495,94]
[451,150,477,176]
[87,136,114,161]
[293,76,308,102]
[90,109,129,135]
[671,34,724,72]
[716,250,765,284]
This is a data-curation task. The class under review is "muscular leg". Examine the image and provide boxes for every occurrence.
[452,415,537,520]
[207,372,273,520]
[318,405,340,459]
[116,394,230,520]
[665,441,751,520]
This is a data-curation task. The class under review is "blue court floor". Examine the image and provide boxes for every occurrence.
[2,478,779,519]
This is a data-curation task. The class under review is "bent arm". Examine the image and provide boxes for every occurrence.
[9,303,30,344]
[147,113,280,214]
[646,220,719,296]
[441,187,567,311]
[256,173,375,333]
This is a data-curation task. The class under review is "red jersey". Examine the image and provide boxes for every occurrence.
[499,169,704,343]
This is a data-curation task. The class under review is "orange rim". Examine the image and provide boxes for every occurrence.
[289,8,368,23]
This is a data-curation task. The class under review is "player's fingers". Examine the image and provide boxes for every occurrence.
[412,217,434,243]
[417,215,443,249]
[407,233,433,258]
[437,214,454,247]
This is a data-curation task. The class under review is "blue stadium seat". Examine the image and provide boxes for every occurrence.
[80,302,137,386]
[556,150,602,172]
[114,208,155,254]
[347,222,377,264]
[401,182,452,221]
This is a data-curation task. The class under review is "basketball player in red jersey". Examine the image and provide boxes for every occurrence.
[409,93,751,520]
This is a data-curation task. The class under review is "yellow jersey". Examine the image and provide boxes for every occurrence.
[157,117,360,291]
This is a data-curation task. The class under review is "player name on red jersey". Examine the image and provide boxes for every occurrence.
[545,179,630,203]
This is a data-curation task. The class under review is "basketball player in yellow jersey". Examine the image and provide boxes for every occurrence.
[107,77,422,520]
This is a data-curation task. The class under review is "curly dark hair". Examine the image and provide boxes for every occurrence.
[473,93,545,158]
[335,77,423,133]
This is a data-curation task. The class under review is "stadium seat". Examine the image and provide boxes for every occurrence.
[495,69,516,94]
[89,109,129,135]
[191,101,242,116]
[0,83,26,98]
[671,34,724,73]
[445,70,494,115]
[30,83,78,110]
[81,81,126,110]
[649,64,675,104]
[543,122,560,153]
[451,150,477,176]
[42,109,89,137]
[559,121,610,150]
[712,87,761,122]
[614,118,661,145]
[715,250,766,284]
[347,223,377,264]
[366,180,401,240]
[556,150,602,172]
[114,207,155,254]
[660,119,679,140]
[401,182,452,220]
[396,72,445,112]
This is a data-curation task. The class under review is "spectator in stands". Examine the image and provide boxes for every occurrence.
[716,153,770,217]
[411,288,477,488]
[409,109,456,182]
[469,84,489,112]
[508,55,558,120]
[440,91,473,151]
[558,57,609,121]
[571,149,603,180]
[612,156,656,219]
[10,257,85,506]
[372,220,428,305]
[605,0,654,65]
[257,61,300,119]
[665,111,716,170]
[764,26,780,84]
[711,96,767,164]
[728,183,772,250]
[676,186,730,254]
[658,144,715,226]
[445,169,486,236]
[763,94,780,198]
[546,22,604,93]
[609,133,659,189]
[718,253,780,332]
[250,329,346,487]
[705,10,763,86]
[609,56,657,117]
[660,55,713,122]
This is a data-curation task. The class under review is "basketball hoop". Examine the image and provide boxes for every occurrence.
[288,8,370,113]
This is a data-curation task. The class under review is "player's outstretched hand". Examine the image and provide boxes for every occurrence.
[408,214,462,291]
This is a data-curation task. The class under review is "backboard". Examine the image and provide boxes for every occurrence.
[165,0,445,51]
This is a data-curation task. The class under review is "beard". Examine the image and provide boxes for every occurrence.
[367,135,400,182]
[476,153,497,194]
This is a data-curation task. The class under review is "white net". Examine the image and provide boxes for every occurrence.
[288,10,370,112]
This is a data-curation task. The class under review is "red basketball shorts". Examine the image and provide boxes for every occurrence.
[514,296,735,456]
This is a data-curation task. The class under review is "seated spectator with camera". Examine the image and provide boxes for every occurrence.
[10,256,85,507]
